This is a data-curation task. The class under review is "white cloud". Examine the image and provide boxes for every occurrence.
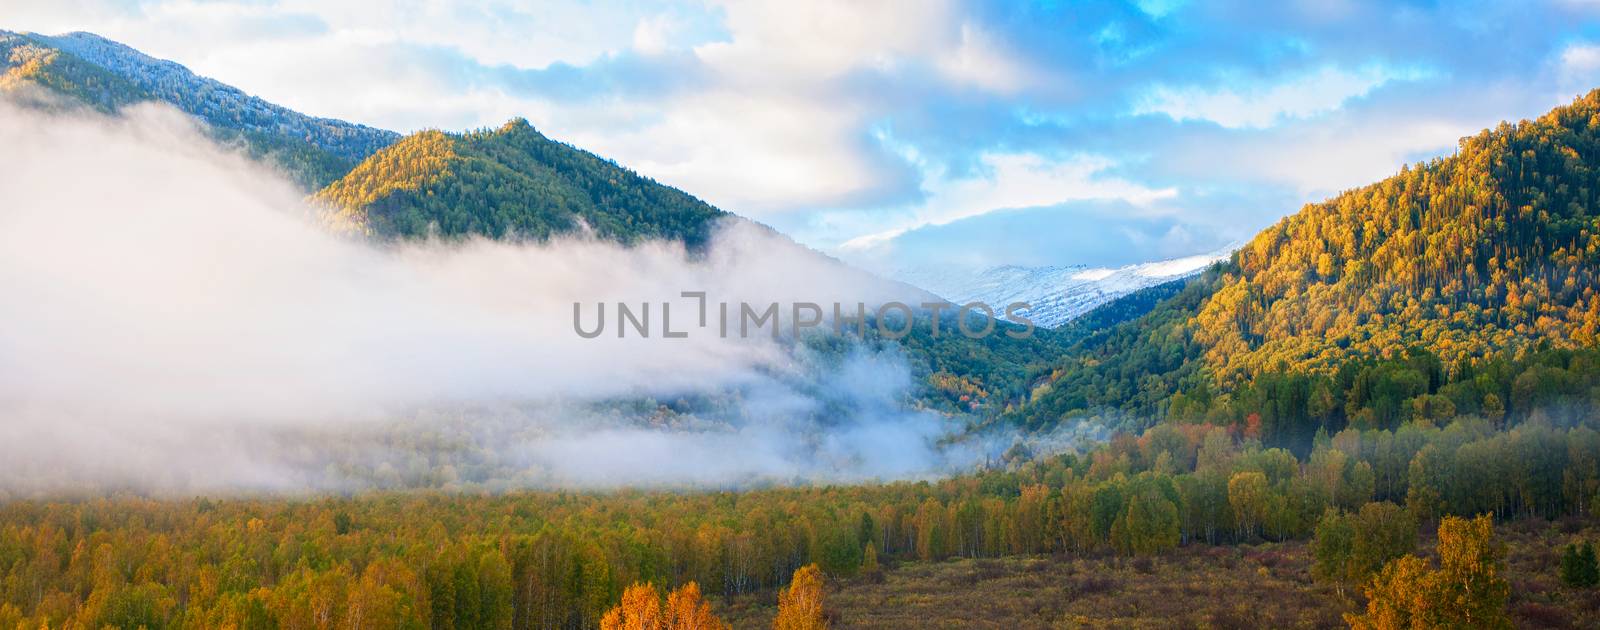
[694,0,951,84]
[632,13,683,56]
[1133,63,1432,129]
[506,1,1051,216]
[1562,44,1600,71]
[608,1,1044,212]
[1559,42,1600,92]
[936,21,1039,94]
[1148,105,1479,198]
[837,151,1177,252]
[545,89,893,215]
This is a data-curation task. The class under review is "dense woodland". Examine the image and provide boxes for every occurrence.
[0,404,1594,628]
[1023,339,1600,449]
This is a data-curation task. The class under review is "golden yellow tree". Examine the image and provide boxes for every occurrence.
[603,581,729,630]
[773,564,828,630]
[601,582,664,630]
[664,582,729,630]
[1431,514,1510,629]
[1227,471,1268,539]
[1346,555,1435,630]
[1345,514,1511,630]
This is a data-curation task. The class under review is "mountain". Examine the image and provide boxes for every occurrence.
[0,30,1079,417]
[896,247,1234,329]
[0,30,1108,421]
[310,119,1087,415]
[1015,89,1600,436]
[0,30,398,189]
[309,120,1090,412]
[313,119,726,245]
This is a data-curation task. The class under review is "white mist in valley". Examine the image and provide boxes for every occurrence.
[0,98,992,495]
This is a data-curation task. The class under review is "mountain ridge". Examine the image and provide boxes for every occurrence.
[1,29,398,188]
[313,118,727,246]
[37,32,398,163]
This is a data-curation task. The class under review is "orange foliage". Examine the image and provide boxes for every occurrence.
[773,564,827,630]
[602,581,729,630]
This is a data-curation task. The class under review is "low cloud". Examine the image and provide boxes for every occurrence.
[0,99,999,495]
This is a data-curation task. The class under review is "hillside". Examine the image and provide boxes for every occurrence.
[313,119,726,245]
[1017,89,1600,437]
[0,31,145,112]
[0,30,398,188]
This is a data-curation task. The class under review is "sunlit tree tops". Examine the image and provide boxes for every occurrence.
[313,118,726,246]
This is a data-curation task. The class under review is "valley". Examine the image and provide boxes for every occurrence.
[4,14,1600,630]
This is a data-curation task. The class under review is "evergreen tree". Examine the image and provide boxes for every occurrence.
[1562,541,1599,588]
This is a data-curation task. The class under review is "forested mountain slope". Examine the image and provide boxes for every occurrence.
[1018,90,1600,436]
[313,119,726,246]
[0,30,398,188]
[1198,92,1600,379]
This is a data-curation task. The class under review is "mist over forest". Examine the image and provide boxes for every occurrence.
[0,100,1089,495]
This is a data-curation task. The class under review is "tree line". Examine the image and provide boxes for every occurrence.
[0,410,1594,628]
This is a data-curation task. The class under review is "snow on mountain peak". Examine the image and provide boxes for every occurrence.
[894,245,1235,329]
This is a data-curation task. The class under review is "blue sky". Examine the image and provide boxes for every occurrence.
[14,0,1600,273]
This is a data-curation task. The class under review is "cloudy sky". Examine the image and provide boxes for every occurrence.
[12,0,1600,273]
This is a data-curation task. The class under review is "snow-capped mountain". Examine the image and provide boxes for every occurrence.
[897,247,1235,329]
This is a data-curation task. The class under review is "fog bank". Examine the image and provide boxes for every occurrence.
[0,100,994,495]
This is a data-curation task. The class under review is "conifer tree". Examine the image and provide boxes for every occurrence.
[1561,541,1599,588]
